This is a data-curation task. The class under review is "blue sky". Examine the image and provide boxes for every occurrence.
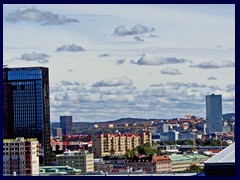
[3,4,235,122]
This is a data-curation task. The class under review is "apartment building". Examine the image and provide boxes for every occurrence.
[56,151,94,173]
[3,137,40,176]
[92,131,151,158]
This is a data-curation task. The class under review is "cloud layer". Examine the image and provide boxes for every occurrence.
[191,60,235,69]
[5,7,79,25]
[114,24,155,36]
[130,54,188,66]
[50,79,235,121]
[56,44,84,52]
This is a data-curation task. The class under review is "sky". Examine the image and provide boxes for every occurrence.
[3,4,235,122]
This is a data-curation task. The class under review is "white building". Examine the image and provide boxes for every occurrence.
[3,137,40,176]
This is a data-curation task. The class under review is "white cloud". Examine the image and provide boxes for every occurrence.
[114,24,155,36]
[92,77,133,87]
[161,68,182,75]
[134,36,144,42]
[49,80,235,121]
[191,60,235,69]
[98,53,111,57]
[130,54,188,66]
[61,81,80,86]
[5,7,79,25]
[116,59,126,65]
[16,52,49,63]
[56,44,84,52]
[207,76,217,80]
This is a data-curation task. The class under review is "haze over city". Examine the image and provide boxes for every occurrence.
[3,4,235,122]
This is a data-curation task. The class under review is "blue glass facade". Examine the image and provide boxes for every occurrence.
[206,94,223,133]
[3,67,51,165]
[60,116,73,135]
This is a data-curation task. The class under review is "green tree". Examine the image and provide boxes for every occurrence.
[50,152,56,162]
[188,164,202,173]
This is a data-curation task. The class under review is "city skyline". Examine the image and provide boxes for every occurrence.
[3,4,235,122]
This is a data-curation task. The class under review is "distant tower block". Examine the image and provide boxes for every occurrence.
[206,94,223,133]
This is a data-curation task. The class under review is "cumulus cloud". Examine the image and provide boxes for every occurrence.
[56,44,84,52]
[92,77,133,87]
[134,36,144,42]
[116,59,126,65]
[98,53,111,57]
[191,60,235,69]
[114,24,155,36]
[16,52,49,63]
[5,7,79,25]
[130,54,188,66]
[208,76,217,80]
[161,68,182,75]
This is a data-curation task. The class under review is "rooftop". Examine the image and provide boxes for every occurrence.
[205,142,235,164]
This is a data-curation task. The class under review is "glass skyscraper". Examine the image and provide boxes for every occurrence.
[60,116,73,135]
[3,67,51,165]
[206,94,223,133]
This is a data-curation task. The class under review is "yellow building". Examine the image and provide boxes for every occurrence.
[92,131,152,158]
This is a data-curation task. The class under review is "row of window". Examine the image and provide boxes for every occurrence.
[8,70,42,80]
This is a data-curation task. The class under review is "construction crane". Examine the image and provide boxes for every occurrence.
[185,115,197,150]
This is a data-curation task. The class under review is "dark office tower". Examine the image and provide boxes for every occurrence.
[60,116,73,135]
[3,67,51,165]
[206,94,223,133]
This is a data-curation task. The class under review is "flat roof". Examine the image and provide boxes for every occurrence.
[205,143,235,164]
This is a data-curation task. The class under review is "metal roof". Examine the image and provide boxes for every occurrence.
[205,143,235,164]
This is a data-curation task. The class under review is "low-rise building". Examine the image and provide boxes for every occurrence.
[169,154,193,172]
[125,155,172,173]
[169,154,209,172]
[56,151,94,173]
[40,166,81,176]
[185,154,209,168]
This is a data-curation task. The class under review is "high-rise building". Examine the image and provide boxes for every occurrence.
[3,67,51,165]
[60,116,73,135]
[206,94,223,133]
[3,137,40,176]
